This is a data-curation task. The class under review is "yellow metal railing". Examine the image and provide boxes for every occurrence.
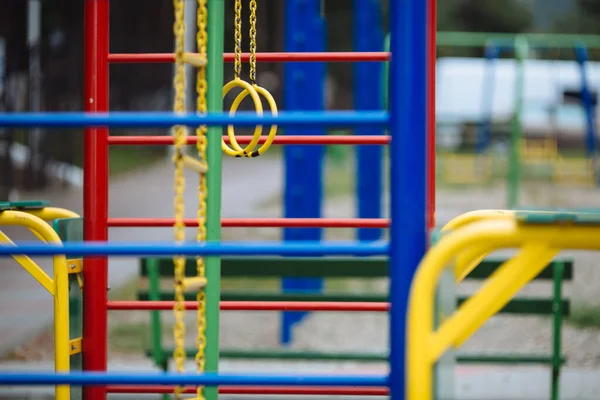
[407,211,600,400]
[0,206,79,400]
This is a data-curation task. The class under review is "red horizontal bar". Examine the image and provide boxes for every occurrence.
[107,301,389,312]
[107,385,389,396]
[108,135,390,146]
[108,52,389,63]
[107,218,390,228]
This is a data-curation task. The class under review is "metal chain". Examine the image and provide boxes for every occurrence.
[195,0,209,398]
[171,0,187,398]
[233,0,243,78]
[249,0,257,84]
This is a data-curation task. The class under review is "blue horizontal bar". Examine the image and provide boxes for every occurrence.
[0,371,389,387]
[0,241,389,257]
[0,111,389,128]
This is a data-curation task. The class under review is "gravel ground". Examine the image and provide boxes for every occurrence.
[5,177,600,374]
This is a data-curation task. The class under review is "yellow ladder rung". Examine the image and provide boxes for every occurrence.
[183,155,208,174]
[182,276,207,291]
[183,53,207,67]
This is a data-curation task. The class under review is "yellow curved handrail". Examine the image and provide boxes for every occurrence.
[407,217,600,400]
[0,210,72,400]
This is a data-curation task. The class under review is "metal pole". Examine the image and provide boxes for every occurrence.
[426,0,436,230]
[354,0,383,242]
[27,0,43,187]
[83,1,110,399]
[204,1,225,400]
[389,2,428,400]
[508,36,528,209]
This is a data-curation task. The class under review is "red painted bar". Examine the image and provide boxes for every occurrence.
[108,52,390,63]
[83,0,110,399]
[107,385,390,395]
[107,135,391,146]
[107,217,390,228]
[107,300,390,312]
[427,0,437,230]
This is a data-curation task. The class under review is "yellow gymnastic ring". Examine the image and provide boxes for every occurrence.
[229,84,278,158]
[222,78,263,157]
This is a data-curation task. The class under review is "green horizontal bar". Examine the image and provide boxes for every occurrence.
[456,297,570,315]
[437,31,600,49]
[140,257,572,280]
[457,353,566,365]
[145,348,566,365]
[138,291,389,303]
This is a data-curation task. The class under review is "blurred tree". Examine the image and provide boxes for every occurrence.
[440,0,533,32]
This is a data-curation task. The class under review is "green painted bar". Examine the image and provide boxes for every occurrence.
[456,354,566,365]
[508,35,528,208]
[140,257,572,280]
[204,1,225,399]
[437,31,600,49]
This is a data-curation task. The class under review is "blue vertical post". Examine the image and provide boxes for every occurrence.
[476,41,498,154]
[575,44,599,184]
[281,0,326,345]
[389,1,427,400]
[355,0,384,242]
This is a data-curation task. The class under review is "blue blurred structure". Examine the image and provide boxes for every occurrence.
[281,0,326,345]
[575,44,599,173]
[476,42,499,154]
[354,0,384,243]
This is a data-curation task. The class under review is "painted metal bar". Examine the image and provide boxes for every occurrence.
[82,1,109,399]
[0,111,389,128]
[0,372,389,387]
[436,31,600,49]
[281,0,326,345]
[108,52,390,63]
[575,44,599,183]
[204,1,225,399]
[507,36,528,209]
[355,0,384,243]
[476,42,498,154]
[108,135,391,145]
[107,217,390,228]
[107,300,390,312]
[0,241,390,257]
[388,2,428,400]
[107,385,390,395]
[427,0,436,230]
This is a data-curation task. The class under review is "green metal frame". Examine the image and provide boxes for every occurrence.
[138,256,572,379]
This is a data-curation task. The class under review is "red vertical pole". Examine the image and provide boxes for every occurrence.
[426,0,436,230]
[83,1,109,399]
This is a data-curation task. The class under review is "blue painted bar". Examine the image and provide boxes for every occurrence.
[575,45,598,160]
[0,371,389,386]
[0,111,389,128]
[355,0,384,243]
[476,42,498,154]
[0,241,389,257]
[281,0,326,344]
[388,2,428,400]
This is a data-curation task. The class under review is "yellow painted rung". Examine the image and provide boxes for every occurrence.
[183,155,208,174]
[183,53,207,67]
[67,259,82,274]
[183,276,207,291]
[69,338,82,355]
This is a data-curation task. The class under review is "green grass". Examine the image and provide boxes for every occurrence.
[567,303,600,329]
[108,147,165,177]
[109,322,150,353]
